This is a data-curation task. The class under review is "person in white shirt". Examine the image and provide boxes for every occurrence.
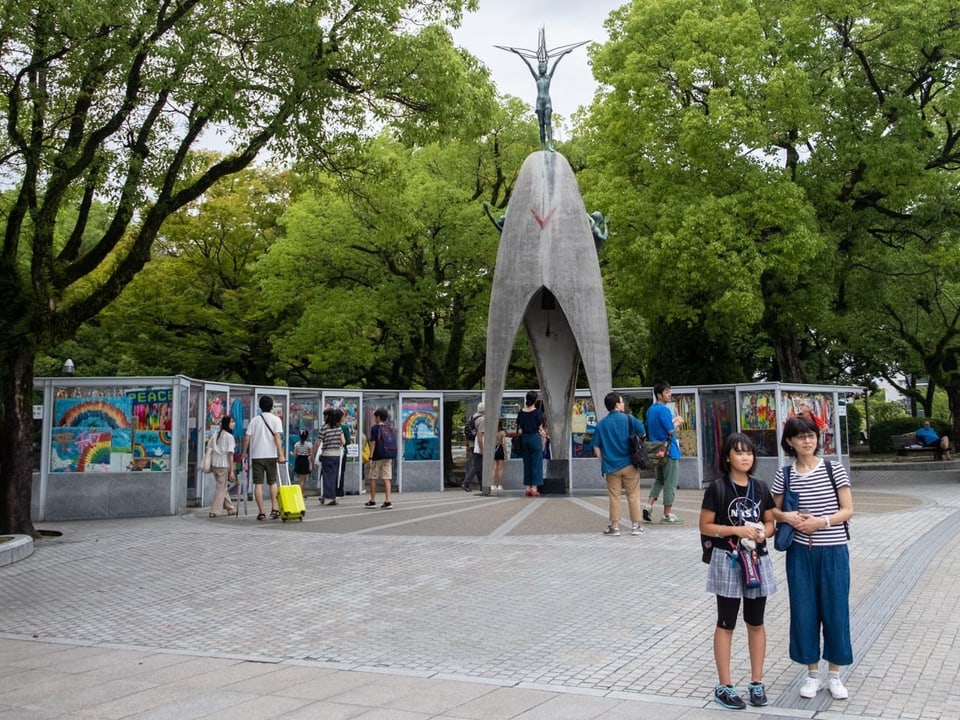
[242,396,285,520]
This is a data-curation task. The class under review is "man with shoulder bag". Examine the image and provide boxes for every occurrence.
[593,392,647,537]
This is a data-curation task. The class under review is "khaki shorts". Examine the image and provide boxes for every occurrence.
[251,458,279,485]
[368,458,393,482]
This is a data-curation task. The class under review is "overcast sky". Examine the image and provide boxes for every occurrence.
[451,0,626,129]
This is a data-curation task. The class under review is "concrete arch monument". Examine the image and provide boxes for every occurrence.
[482,150,612,493]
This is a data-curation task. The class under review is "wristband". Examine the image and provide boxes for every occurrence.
[823,516,831,528]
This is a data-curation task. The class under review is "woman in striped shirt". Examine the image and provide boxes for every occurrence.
[772,416,855,701]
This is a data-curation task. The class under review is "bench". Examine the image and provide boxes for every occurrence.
[891,433,943,460]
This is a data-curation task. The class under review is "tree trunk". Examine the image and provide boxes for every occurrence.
[0,347,38,537]
[945,377,960,444]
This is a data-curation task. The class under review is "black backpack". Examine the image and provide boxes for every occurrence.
[464,413,478,443]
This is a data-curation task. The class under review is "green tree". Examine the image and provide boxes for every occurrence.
[89,165,297,384]
[0,0,489,536]
[581,0,960,399]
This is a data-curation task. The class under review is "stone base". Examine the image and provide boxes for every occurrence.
[0,534,34,566]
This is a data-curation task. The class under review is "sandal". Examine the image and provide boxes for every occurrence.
[208,512,218,518]
[257,513,266,521]
[270,509,280,519]
[226,508,237,516]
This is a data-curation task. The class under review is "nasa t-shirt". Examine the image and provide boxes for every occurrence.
[700,476,775,559]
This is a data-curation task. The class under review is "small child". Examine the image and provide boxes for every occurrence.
[699,432,777,710]
[292,430,313,490]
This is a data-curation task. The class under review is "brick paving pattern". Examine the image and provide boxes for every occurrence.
[0,467,958,718]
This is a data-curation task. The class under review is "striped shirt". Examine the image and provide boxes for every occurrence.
[318,425,343,457]
[771,459,850,547]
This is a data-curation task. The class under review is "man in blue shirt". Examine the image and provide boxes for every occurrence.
[643,381,684,523]
[593,392,646,536]
[916,420,951,460]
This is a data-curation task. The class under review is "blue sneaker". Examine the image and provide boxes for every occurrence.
[748,681,768,706]
[714,684,746,710]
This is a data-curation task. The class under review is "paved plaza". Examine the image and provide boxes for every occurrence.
[1,465,959,719]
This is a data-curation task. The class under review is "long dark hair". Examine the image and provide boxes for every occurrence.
[216,414,233,441]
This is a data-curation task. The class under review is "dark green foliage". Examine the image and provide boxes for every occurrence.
[868,418,951,454]
[840,403,863,450]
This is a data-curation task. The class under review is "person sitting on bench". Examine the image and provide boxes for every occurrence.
[915,421,951,460]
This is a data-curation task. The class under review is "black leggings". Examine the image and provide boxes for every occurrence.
[716,594,766,630]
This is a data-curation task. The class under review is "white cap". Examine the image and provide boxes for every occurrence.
[477,402,485,413]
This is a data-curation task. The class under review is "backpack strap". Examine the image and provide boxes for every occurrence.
[823,460,851,540]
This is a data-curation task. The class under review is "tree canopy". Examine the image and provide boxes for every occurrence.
[0,0,491,535]
[582,0,960,403]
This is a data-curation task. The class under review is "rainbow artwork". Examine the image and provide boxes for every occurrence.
[55,397,132,429]
[401,401,439,461]
[131,431,172,471]
[50,428,113,472]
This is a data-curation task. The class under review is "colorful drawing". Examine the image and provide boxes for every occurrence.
[128,388,173,430]
[55,397,132,428]
[50,428,112,472]
[741,391,776,430]
[401,400,439,461]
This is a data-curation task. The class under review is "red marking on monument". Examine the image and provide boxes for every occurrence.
[530,208,555,229]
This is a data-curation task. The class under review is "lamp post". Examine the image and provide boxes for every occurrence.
[62,359,75,376]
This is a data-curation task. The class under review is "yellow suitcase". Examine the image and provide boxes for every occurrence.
[277,463,305,522]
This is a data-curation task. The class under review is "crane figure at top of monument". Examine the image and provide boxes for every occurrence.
[496,28,588,152]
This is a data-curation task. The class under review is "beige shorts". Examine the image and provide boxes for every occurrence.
[368,458,393,481]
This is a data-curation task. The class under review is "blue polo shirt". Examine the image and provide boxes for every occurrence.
[593,411,645,474]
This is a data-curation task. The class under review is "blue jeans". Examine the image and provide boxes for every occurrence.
[786,543,853,666]
[520,433,543,487]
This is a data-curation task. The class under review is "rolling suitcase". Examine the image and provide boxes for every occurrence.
[276,462,305,522]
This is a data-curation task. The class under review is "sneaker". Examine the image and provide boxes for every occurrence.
[714,684,746,710]
[630,523,645,536]
[364,500,376,508]
[461,483,472,492]
[747,682,768,707]
[800,675,823,699]
[642,505,653,522]
[603,524,620,536]
[660,513,684,524]
[381,501,393,509]
[827,676,848,699]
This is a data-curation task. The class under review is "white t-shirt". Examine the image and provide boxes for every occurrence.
[209,429,236,469]
[246,412,283,459]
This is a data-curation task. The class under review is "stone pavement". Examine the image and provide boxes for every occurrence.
[1,467,959,719]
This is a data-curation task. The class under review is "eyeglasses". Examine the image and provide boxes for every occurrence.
[793,432,818,441]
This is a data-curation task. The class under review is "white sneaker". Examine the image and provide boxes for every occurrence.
[827,676,848,699]
[630,523,645,536]
[800,676,823,699]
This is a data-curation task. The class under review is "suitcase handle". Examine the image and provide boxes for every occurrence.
[278,461,292,486]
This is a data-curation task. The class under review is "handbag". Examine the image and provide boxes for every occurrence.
[733,540,762,589]
[643,440,670,468]
[361,439,371,464]
[200,434,214,473]
[774,466,798,551]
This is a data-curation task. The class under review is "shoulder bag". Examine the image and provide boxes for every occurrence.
[773,466,798,551]
[201,432,215,473]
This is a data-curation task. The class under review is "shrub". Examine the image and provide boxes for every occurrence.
[868,417,952,453]
[841,404,863,448]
